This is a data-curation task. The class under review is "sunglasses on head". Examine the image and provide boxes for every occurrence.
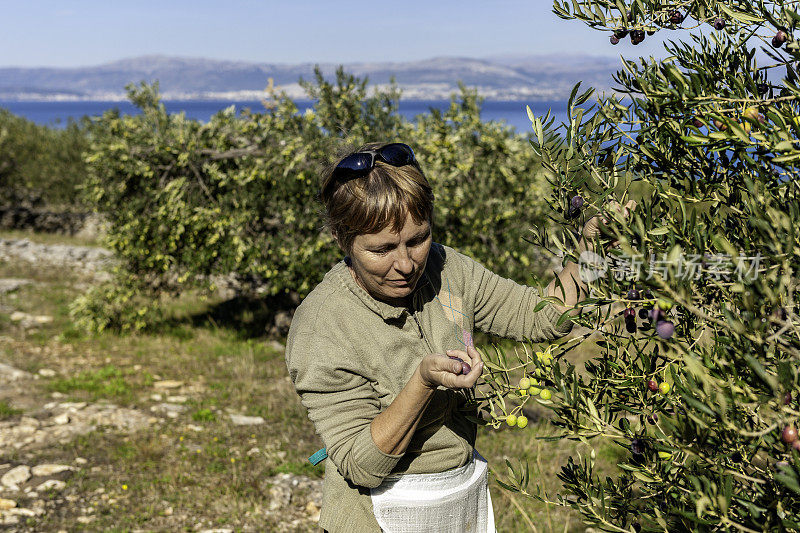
[331,143,416,183]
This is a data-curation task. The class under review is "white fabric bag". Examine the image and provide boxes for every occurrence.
[370,450,495,533]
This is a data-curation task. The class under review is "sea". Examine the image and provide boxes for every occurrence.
[0,99,569,135]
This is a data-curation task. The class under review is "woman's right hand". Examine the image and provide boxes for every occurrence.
[418,346,483,390]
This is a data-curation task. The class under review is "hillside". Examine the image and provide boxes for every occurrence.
[0,54,621,101]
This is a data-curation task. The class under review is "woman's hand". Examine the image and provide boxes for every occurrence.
[581,199,637,246]
[418,346,483,390]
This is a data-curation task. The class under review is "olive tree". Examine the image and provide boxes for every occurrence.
[481,1,800,530]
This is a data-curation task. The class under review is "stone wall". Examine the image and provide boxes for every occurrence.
[0,207,106,242]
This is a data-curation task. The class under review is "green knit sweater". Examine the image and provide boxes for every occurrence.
[285,243,573,532]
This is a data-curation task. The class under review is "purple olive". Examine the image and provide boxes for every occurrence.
[630,30,645,45]
[773,307,788,321]
[656,321,675,339]
[713,18,725,30]
[692,117,703,128]
[648,308,663,322]
[566,195,584,219]
[625,316,637,333]
[669,11,683,24]
[773,30,787,48]
[448,355,470,375]
[781,425,797,444]
[647,413,659,424]
[631,438,646,455]
[624,307,636,319]
[627,288,640,300]
[610,35,620,45]
[638,308,649,320]
[614,29,628,38]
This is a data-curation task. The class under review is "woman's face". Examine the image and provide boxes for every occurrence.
[346,212,432,306]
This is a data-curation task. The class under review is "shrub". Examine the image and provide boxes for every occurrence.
[73,69,553,332]
[0,109,88,208]
[482,1,800,530]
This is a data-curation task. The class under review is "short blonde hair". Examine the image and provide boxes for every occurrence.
[319,142,434,253]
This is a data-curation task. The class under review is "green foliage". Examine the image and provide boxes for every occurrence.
[73,69,552,332]
[0,109,88,208]
[414,86,552,274]
[0,399,22,420]
[191,408,216,422]
[49,364,137,401]
[68,267,165,334]
[482,1,800,531]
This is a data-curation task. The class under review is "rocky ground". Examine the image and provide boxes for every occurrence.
[0,238,323,532]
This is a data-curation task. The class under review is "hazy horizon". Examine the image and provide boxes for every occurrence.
[0,51,627,70]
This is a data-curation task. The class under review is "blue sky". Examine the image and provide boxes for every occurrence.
[0,0,672,67]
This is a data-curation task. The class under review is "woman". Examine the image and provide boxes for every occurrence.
[285,142,629,532]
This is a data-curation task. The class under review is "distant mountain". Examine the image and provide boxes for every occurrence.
[0,54,623,101]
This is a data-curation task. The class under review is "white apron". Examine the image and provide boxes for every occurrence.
[370,450,496,533]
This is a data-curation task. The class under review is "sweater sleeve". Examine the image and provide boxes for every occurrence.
[285,329,403,489]
[453,249,574,342]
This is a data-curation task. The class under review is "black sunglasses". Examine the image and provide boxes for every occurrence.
[331,143,416,183]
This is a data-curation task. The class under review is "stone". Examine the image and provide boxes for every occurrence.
[38,368,57,377]
[74,457,88,465]
[76,516,94,524]
[58,402,86,410]
[19,417,39,428]
[1,402,151,452]
[0,498,16,510]
[166,395,187,403]
[151,403,186,419]
[229,414,265,426]
[153,380,183,389]
[305,501,321,522]
[31,464,74,477]
[268,485,292,511]
[198,530,233,533]
[0,362,30,382]
[1,465,30,489]
[7,311,52,328]
[0,279,32,295]
[37,479,66,492]
[9,507,36,517]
